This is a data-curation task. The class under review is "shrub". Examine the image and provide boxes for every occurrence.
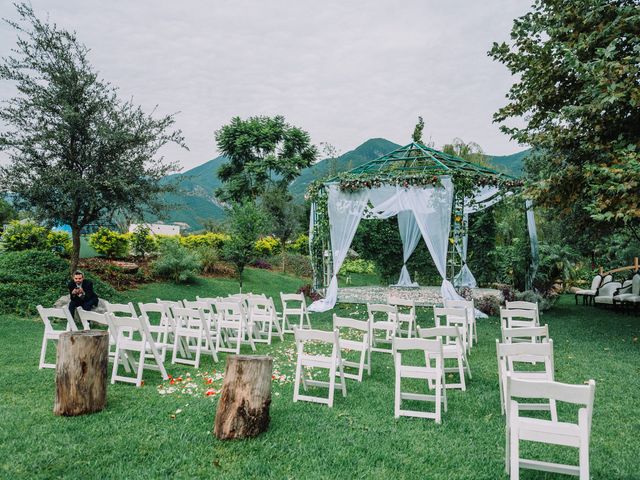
[297,284,322,302]
[475,294,501,316]
[88,227,130,258]
[0,250,120,316]
[46,230,72,255]
[0,221,72,256]
[515,289,558,311]
[179,232,230,250]
[340,259,375,275]
[251,259,273,270]
[288,234,309,254]
[254,235,280,256]
[152,241,201,283]
[130,226,157,258]
[0,220,48,251]
[272,253,313,278]
[196,246,232,276]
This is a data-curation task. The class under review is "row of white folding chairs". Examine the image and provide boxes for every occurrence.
[37,304,169,387]
[496,318,596,479]
[293,319,470,423]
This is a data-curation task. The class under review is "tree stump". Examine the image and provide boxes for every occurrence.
[54,330,109,416]
[214,355,273,440]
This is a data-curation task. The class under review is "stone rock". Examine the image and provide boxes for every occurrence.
[53,295,108,314]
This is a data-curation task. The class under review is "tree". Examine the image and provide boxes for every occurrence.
[488,0,640,239]
[0,4,186,272]
[261,185,301,272]
[0,198,17,228]
[223,202,267,290]
[412,116,425,143]
[214,115,317,203]
[442,138,487,167]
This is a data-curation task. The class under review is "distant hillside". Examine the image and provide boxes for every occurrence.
[148,139,530,231]
[288,138,400,201]
[486,149,531,176]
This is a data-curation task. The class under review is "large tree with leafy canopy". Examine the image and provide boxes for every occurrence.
[214,115,317,203]
[488,0,640,240]
[0,3,186,272]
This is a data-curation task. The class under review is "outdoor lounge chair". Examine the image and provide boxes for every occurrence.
[593,280,622,306]
[574,274,602,305]
[614,273,640,310]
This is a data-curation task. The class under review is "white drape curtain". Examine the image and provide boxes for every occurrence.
[307,185,369,312]
[454,186,502,288]
[395,211,421,286]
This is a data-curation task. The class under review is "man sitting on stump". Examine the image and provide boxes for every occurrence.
[68,270,98,318]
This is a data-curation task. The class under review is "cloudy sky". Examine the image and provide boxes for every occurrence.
[0,1,531,171]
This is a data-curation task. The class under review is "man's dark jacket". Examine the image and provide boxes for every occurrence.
[67,279,98,303]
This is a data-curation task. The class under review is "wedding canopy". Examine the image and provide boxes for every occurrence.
[307,142,535,313]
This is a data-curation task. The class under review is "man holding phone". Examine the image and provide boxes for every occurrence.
[67,270,98,318]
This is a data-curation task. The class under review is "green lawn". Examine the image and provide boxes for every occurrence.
[1,269,639,479]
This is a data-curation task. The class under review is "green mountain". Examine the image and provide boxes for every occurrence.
[149,139,530,231]
[486,149,531,176]
[288,138,401,201]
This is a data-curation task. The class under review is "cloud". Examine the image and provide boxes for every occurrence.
[0,0,531,170]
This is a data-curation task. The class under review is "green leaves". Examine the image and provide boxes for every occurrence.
[489,0,640,234]
[214,115,317,203]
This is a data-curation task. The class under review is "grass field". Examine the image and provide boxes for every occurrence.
[1,268,639,479]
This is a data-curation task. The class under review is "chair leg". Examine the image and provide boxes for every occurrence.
[39,336,49,369]
[458,353,466,391]
[510,425,519,479]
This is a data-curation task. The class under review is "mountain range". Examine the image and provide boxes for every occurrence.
[149,138,530,231]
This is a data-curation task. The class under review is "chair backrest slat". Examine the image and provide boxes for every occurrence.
[509,377,595,405]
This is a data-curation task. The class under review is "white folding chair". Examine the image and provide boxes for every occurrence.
[77,308,108,330]
[215,300,256,354]
[138,302,179,362]
[393,337,447,423]
[506,377,596,479]
[171,306,218,368]
[183,299,218,335]
[433,306,470,355]
[247,297,284,344]
[500,308,539,329]
[37,305,79,369]
[444,298,477,346]
[106,312,169,387]
[280,293,312,333]
[293,328,346,407]
[505,300,540,324]
[333,315,370,382]
[501,325,549,344]
[388,297,417,338]
[368,304,398,355]
[418,326,471,390]
[496,340,557,419]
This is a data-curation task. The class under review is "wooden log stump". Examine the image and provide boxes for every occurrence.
[54,330,109,416]
[214,355,273,440]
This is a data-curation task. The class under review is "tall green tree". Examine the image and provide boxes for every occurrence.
[412,116,425,144]
[223,202,267,289]
[489,0,640,239]
[0,4,186,272]
[214,115,317,203]
[261,185,300,272]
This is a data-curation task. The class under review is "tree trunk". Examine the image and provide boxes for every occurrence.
[54,330,109,416]
[70,224,82,274]
[281,239,286,273]
[214,355,273,440]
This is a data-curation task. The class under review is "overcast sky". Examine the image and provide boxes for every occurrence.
[0,1,531,172]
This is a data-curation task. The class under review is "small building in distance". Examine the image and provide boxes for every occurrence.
[129,223,181,236]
